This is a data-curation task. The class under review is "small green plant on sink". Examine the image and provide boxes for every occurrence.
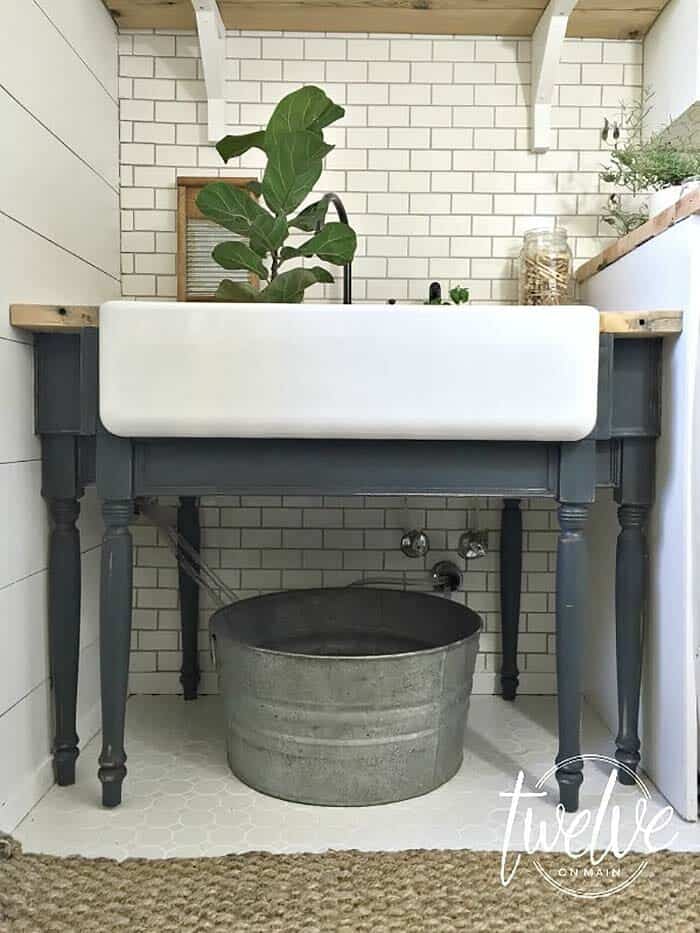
[196,86,357,302]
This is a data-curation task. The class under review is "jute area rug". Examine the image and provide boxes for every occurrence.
[0,839,696,933]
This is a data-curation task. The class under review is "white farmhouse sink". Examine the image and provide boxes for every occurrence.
[99,301,599,441]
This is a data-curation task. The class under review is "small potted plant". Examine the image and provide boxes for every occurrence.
[600,89,700,234]
[196,86,357,302]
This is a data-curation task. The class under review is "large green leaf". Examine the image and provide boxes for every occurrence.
[266,87,344,140]
[249,214,288,257]
[262,131,332,216]
[281,222,356,265]
[196,182,268,236]
[289,197,330,232]
[311,100,345,134]
[260,266,334,303]
[212,242,268,279]
[216,131,266,163]
[216,280,261,302]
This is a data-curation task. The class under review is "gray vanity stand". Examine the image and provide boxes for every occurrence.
[19,305,676,814]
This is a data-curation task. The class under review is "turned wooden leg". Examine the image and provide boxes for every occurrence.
[615,504,648,784]
[46,496,81,786]
[555,503,589,813]
[178,496,201,701]
[500,498,522,701]
[98,499,133,808]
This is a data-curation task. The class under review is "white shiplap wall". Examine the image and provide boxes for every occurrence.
[0,0,119,831]
[117,29,643,696]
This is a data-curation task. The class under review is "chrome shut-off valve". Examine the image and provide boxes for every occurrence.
[400,529,430,558]
[457,530,488,561]
[457,506,488,560]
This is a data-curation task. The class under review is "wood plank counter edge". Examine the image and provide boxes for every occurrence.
[10,304,99,332]
[576,188,700,284]
[9,304,683,337]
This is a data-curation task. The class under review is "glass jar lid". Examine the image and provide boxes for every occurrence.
[523,226,569,243]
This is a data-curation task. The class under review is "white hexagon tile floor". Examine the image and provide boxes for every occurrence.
[15,696,699,859]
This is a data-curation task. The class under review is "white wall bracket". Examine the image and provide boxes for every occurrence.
[191,0,226,143]
[531,0,576,153]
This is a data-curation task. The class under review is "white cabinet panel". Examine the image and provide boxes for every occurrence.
[583,218,699,821]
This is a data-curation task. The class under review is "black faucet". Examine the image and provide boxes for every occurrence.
[428,282,442,304]
[316,192,352,305]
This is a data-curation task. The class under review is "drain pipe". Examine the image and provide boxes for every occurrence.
[345,560,463,595]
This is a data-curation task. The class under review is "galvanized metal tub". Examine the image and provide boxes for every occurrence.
[210,587,481,806]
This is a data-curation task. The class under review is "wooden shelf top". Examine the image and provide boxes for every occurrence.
[576,188,700,284]
[9,304,682,337]
[102,0,670,40]
[10,305,99,332]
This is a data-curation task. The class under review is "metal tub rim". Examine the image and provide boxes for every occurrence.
[210,586,482,661]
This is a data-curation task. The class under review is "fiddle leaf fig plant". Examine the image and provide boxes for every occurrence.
[196,86,357,302]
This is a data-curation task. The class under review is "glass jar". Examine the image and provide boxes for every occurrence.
[518,227,573,306]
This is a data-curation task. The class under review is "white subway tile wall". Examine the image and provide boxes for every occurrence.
[118,30,642,694]
[130,496,559,696]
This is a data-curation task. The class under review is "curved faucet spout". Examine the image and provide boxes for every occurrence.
[316,192,352,305]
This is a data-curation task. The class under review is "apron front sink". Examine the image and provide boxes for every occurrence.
[99,301,599,441]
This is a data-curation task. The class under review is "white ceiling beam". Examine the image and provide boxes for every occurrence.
[191,0,226,143]
[531,0,577,153]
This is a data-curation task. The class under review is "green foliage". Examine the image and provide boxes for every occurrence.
[216,131,266,163]
[195,182,268,236]
[249,214,288,257]
[424,284,470,306]
[602,141,700,193]
[600,88,700,235]
[215,280,261,303]
[196,86,357,303]
[281,223,357,265]
[262,131,333,216]
[449,286,470,305]
[211,242,269,280]
[260,267,334,302]
[601,195,648,237]
[288,198,329,232]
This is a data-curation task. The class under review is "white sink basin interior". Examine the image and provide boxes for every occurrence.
[99,301,599,441]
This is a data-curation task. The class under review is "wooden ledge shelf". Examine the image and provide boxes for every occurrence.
[9,304,99,333]
[598,310,682,337]
[577,188,700,284]
[9,304,683,337]
[103,1,670,40]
